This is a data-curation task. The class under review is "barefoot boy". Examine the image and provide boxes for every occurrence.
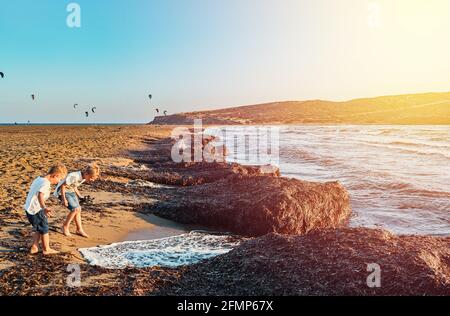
[54,164,100,238]
[24,164,67,255]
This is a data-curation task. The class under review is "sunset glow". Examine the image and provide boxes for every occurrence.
[1,0,450,123]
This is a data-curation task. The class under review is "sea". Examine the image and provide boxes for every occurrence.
[81,125,450,268]
[206,125,450,236]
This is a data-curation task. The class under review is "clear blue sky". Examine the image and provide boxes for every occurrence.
[1,0,449,123]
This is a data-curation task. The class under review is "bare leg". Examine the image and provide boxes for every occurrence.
[30,232,40,254]
[62,210,78,237]
[75,208,89,238]
[41,233,58,255]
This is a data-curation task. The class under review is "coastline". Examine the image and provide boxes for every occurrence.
[0,124,448,296]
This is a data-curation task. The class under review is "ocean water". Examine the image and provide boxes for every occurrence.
[80,231,243,269]
[206,125,450,236]
[81,125,449,269]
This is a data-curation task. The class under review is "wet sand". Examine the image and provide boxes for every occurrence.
[123,215,192,241]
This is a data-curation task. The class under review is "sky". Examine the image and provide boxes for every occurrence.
[0,0,450,123]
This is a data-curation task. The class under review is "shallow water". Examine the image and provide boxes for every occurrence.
[79,231,243,269]
[206,125,450,236]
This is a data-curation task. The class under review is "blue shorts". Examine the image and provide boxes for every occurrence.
[26,209,49,234]
[65,192,80,212]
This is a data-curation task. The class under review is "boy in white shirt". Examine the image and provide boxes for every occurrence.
[54,164,100,238]
[24,164,67,255]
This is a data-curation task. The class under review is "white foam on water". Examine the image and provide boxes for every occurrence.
[125,179,170,189]
[79,231,243,269]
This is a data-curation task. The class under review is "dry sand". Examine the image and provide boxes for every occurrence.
[0,125,178,264]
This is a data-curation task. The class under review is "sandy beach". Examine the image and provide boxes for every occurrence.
[0,125,178,266]
[0,125,209,295]
[0,125,448,296]
[2,1,450,300]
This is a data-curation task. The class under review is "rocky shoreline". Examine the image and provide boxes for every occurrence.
[0,126,448,296]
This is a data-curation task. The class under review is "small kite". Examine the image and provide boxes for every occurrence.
[85,111,89,117]
[74,104,78,109]
[0,72,4,78]
[164,110,168,116]
[31,94,35,101]
[91,107,97,113]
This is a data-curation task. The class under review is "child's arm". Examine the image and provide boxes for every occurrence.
[60,184,68,207]
[38,192,52,217]
[74,187,83,199]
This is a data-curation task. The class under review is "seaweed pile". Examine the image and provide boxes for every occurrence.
[151,175,351,236]
[104,133,352,236]
[153,228,450,296]
[0,250,182,296]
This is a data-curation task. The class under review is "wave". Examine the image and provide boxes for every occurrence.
[209,125,450,236]
[280,147,317,162]
[385,146,449,160]
[388,140,450,148]
[347,180,413,192]
[282,136,449,160]
[400,188,450,199]
[348,180,450,198]
[79,231,244,269]
[351,141,450,159]
[430,137,450,142]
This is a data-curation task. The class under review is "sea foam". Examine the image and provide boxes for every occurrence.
[79,231,243,269]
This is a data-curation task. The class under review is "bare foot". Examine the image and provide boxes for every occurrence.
[62,225,72,237]
[76,230,89,238]
[43,248,59,255]
[30,246,39,254]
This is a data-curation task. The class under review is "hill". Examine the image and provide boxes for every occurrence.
[150,92,450,125]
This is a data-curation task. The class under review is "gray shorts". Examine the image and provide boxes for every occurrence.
[65,191,80,212]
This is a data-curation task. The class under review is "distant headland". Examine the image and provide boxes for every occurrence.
[150,92,450,125]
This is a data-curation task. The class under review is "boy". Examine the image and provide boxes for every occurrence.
[24,164,67,255]
[54,164,100,238]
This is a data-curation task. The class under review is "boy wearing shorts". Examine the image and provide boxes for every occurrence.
[24,164,67,255]
[55,164,100,238]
